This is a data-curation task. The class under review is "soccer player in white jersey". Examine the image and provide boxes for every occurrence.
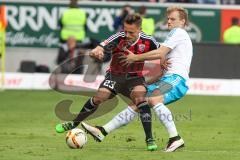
[81,6,193,152]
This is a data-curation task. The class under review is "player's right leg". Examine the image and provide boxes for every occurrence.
[56,87,113,133]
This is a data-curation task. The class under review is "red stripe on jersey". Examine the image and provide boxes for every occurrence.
[108,35,155,77]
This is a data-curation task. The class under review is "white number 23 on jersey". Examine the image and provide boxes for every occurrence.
[103,80,116,90]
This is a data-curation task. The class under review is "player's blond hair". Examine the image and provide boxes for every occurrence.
[166,6,189,26]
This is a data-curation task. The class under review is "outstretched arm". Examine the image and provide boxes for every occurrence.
[125,45,171,62]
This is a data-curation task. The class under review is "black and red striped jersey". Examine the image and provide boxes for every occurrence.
[100,31,160,77]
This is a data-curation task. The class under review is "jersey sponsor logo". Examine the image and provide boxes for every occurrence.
[138,44,145,52]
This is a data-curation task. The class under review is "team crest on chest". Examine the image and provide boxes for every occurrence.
[138,44,145,52]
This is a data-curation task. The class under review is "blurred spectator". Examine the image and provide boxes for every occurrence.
[57,36,105,74]
[196,0,216,3]
[59,0,87,43]
[223,17,240,44]
[0,5,7,30]
[0,5,7,57]
[59,0,104,74]
[221,0,237,4]
[165,0,218,3]
[166,0,192,2]
[57,37,85,74]
[113,4,133,31]
[138,5,155,36]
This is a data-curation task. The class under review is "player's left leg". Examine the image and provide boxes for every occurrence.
[148,92,184,152]
[147,74,188,152]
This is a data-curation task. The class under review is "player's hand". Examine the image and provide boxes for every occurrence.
[119,49,138,66]
[161,59,171,70]
[89,46,104,61]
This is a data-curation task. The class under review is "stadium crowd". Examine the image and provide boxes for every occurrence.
[70,0,240,5]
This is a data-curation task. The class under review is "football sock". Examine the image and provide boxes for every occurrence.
[153,103,178,138]
[73,98,97,126]
[138,101,153,141]
[103,106,137,134]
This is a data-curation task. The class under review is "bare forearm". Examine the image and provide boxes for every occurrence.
[125,46,170,64]
[135,45,171,62]
[136,50,162,61]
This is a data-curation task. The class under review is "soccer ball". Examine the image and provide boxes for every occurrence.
[66,128,87,149]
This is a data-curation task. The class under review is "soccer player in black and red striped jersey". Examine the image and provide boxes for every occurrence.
[56,13,160,151]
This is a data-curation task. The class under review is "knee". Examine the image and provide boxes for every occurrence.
[131,86,147,104]
[92,96,102,105]
[93,88,113,105]
[131,94,146,105]
[148,96,164,106]
[93,95,109,105]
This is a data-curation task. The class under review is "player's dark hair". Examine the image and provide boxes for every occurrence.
[138,5,147,16]
[121,5,132,20]
[69,0,78,8]
[231,17,239,25]
[124,13,142,28]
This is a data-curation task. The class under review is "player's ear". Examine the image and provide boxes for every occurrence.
[181,19,186,26]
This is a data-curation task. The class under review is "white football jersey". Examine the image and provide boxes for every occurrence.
[161,28,193,80]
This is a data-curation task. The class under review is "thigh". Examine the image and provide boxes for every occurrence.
[147,78,173,97]
[120,77,147,98]
[93,87,114,105]
[147,74,188,105]
[99,73,118,96]
[147,89,164,106]
[163,80,188,105]
[95,87,113,101]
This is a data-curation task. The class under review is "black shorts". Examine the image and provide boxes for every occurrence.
[99,72,147,98]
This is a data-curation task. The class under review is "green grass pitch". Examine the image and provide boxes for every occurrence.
[0,90,239,160]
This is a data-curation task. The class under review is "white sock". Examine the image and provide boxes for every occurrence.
[153,103,178,138]
[103,106,137,134]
